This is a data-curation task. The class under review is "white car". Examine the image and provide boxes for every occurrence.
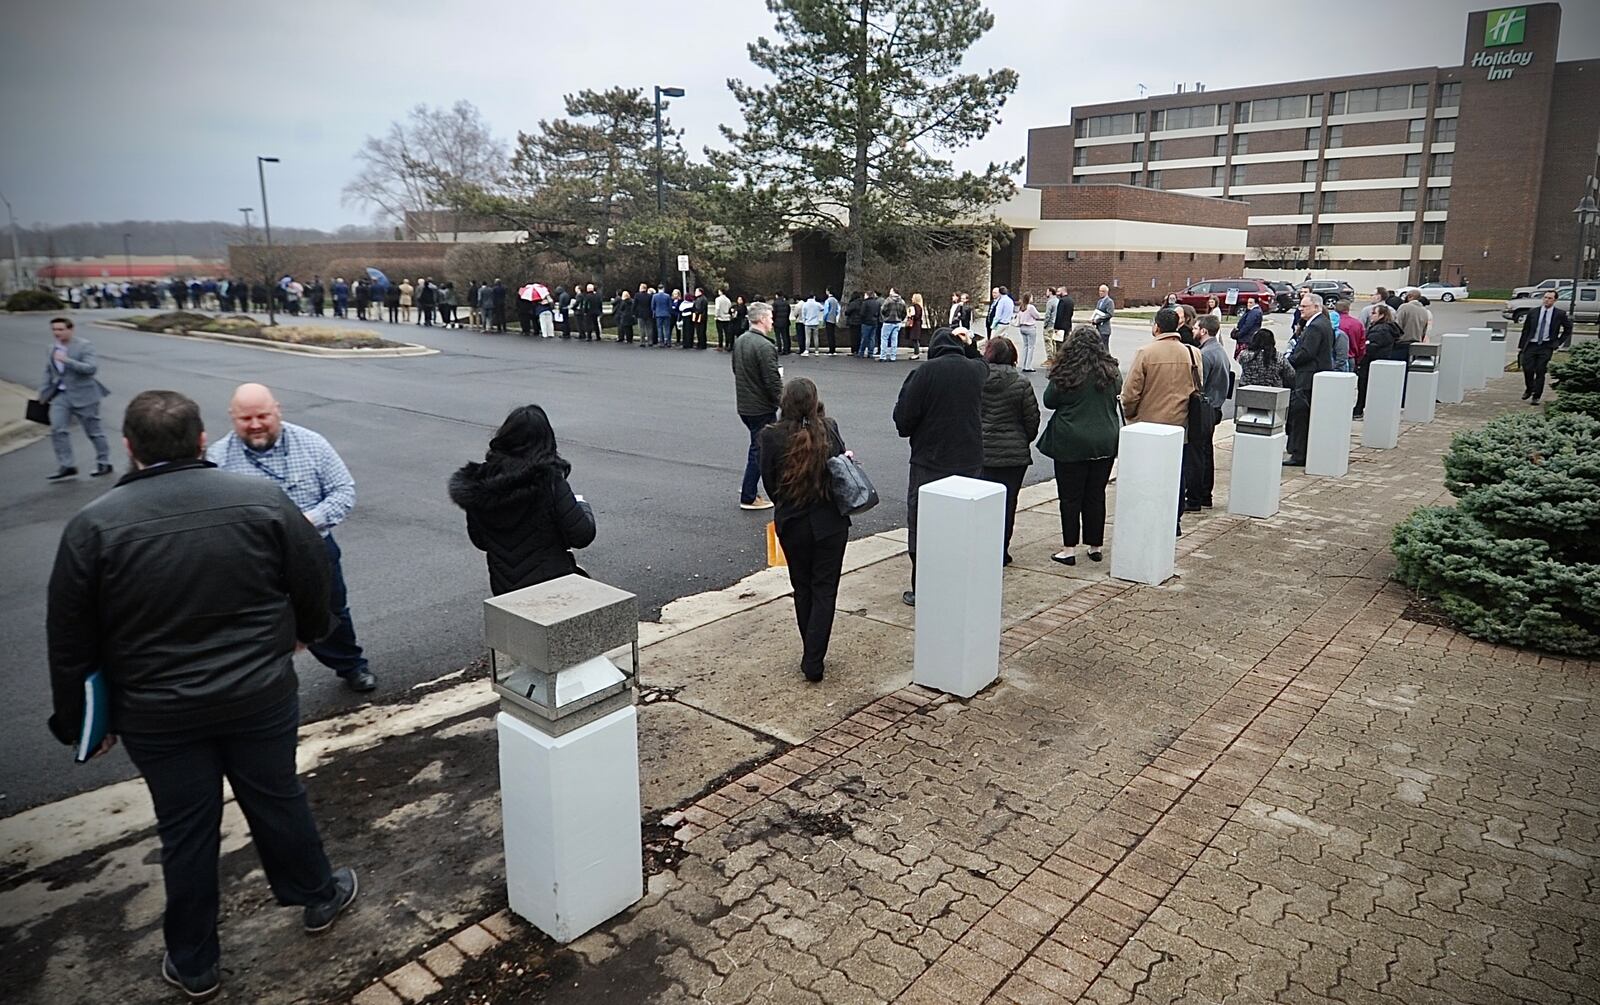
[1415,281,1469,302]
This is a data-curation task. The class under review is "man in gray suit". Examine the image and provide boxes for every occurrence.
[39,316,113,480]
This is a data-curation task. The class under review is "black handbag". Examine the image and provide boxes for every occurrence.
[827,453,879,516]
[26,398,50,424]
[1184,346,1213,444]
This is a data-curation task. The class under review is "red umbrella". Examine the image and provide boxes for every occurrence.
[520,283,550,302]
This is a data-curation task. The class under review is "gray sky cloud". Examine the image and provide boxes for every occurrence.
[3,0,1596,230]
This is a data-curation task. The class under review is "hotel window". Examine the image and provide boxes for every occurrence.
[1433,118,1456,143]
[1130,171,1142,185]
[1217,103,1231,126]
[1309,93,1325,118]
[1317,223,1335,246]
[1074,147,1087,167]
[1377,85,1409,110]
[1212,166,1226,187]
[1231,164,1247,185]
[1296,224,1312,245]
[1148,171,1163,190]
[1299,192,1316,214]
[1397,221,1414,244]
[1344,88,1376,113]
[1214,135,1228,157]
[1155,105,1216,131]
[1325,159,1342,181]
[1233,133,1248,155]
[1411,83,1430,108]
[1430,152,1453,176]
[1249,95,1311,122]
[1081,112,1141,137]
[1321,191,1338,213]
[1437,82,1460,107]
[1422,221,1447,244]
[1404,154,1422,178]
[1150,110,1163,131]
[1407,118,1425,143]
[1331,91,1347,115]
[1131,141,1145,163]
[1305,127,1320,150]
[1149,140,1163,161]
[1400,189,1417,212]
[1326,126,1343,148]
[1303,161,1319,183]
[1235,100,1251,124]
[1426,188,1450,211]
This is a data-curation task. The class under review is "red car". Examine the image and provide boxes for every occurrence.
[1170,279,1277,317]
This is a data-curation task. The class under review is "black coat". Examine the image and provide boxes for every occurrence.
[893,329,986,474]
[758,418,851,539]
[1053,295,1075,331]
[1519,305,1572,349]
[1289,312,1335,385]
[449,458,596,596]
[861,296,883,325]
[47,461,332,741]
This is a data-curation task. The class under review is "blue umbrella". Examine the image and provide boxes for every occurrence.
[365,267,390,288]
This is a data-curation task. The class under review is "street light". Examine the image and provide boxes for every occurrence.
[0,187,21,294]
[239,206,254,243]
[1570,191,1598,326]
[654,86,684,287]
[257,156,279,324]
[122,232,132,285]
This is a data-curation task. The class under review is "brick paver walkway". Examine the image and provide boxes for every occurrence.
[380,380,1599,1004]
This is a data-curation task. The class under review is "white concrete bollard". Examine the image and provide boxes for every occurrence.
[913,475,1003,697]
[1436,333,1470,404]
[484,576,642,942]
[1363,361,1405,449]
[1110,422,1184,586]
[1404,371,1439,423]
[1466,327,1493,389]
[1228,431,1286,518]
[1306,372,1358,477]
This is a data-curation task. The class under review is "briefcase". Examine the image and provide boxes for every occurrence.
[26,399,50,424]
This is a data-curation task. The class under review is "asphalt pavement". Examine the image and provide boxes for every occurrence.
[0,299,1505,815]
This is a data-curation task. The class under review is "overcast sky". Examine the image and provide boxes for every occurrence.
[3,0,1597,231]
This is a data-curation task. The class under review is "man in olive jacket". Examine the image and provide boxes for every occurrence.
[46,390,358,999]
[893,326,985,606]
[733,301,782,510]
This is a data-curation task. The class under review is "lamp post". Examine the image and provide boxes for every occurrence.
[239,206,254,243]
[0,187,20,293]
[122,232,132,284]
[1570,193,1598,328]
[654,86,684,287]
[257,156,279,324]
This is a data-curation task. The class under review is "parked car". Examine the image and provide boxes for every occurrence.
[1250,280,1297,312]
[1170,279,1278,316]
[1512,278,1563,300]
[1415,281,1469,302]
[1393,287,1433,306]
[1305,279,1355,304]
[1503,282,1600,324]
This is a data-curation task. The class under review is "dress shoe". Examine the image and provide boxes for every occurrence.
[901,590,916,607]
[1052,551,1076,566]
[304,867,359,933]
[92,463,115,477]
[1521,390,1532,400]
[47,467,78,481]
[1087,550,1103,563]
[341,669,377,692]
[1283,456,1306,467]
[161,954,220,1001]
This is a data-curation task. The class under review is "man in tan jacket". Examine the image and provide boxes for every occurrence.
[1121,307,1204,533]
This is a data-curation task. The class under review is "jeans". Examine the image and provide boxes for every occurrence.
[655,316,672,345]
[740,412,774,503]
[803,324,818,353]
[122,694,336,975]
[777,520,848,678]
[310,535,368,679]
[539,311,555,338]
[49,396,110,469]
[1054,458,1114,548]
[859,323,881,357]
[980,464,1027,561]
[879,322,901,360]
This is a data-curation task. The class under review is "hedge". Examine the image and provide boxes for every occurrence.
[1548,340,1600,421]
[7,289,65,311]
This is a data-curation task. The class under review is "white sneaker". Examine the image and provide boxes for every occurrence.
[739,497,775,511]
[800,351,811,357]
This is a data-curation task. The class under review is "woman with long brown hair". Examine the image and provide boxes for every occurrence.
[1037,325,1122,566]
[758,378,853,682]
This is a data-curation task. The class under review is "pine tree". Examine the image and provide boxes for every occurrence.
[715,0,1020,296]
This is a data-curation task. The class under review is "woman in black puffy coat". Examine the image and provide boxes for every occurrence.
[979,336,1041,566]
[449,405,596,595]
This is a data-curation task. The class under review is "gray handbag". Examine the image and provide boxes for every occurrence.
[827,453,879,516]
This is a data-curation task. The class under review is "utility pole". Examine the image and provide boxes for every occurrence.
[239,206,254,243]
[257,156,279,324]
[0,187,21,293]
[122,232,132,283]
[654,85,684,289]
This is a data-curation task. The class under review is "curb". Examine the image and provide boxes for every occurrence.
[91,320,438,357]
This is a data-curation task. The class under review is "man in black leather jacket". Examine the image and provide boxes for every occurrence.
[46,390,359,1000]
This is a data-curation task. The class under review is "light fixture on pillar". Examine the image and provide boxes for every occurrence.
[1570,192,1598,318]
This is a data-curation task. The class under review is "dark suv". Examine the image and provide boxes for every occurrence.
[1172,279,1278,316]
[1305,280,1355,305]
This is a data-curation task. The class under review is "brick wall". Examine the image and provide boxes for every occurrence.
[1037,185,1248,230]
[1159,167,1214,189]
[1237,161,1305,186]
[1021,250,1246,307]
[1239,128,1306,155]
[1154,136,1215,160]
[1335,155,1408,181]
[1327,189,1408,213]
[1528,59,1600,284]
[1246,194,1302,216]
[1340,120,1411,147]
[1084,143,1135,167]
[1027,126,1075,185]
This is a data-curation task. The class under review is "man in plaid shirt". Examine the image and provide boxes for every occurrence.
[208,383,377,693]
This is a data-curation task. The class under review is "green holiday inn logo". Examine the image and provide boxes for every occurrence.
[1485,7,1526,46]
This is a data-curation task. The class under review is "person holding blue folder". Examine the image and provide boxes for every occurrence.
[47,390,359,1001]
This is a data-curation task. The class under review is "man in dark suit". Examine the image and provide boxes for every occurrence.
[1285,291,1334,466]
[1518,290,1572,404]
[39,316,114,480]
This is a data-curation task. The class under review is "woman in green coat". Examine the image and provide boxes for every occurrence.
[1036,325,1122,566]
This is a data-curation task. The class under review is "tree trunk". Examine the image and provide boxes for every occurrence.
[842,0,871,298]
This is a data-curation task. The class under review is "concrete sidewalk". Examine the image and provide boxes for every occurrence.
[0,380,47,456]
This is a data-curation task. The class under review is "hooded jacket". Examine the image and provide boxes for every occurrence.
[448,457,596,596]
[980,364,1041,469]
[893,329,986,474]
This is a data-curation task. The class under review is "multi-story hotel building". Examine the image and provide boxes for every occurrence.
[1024,3,1599,291]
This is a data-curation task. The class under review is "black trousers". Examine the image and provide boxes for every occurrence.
[1355,356,1372,413]
[494,304,507,332]
[717,319,733,350]
[387,305,399,323]
[1286,376,1314,460]
[907,462,979,587]
[695,319,707,350]
[1522,344,1556,399]
[776,322,791,355]
[777,519,848,677]
[122,694,336,975]
[825,322,837,352]
[1053,457,1114,548]
[1188,407,1221,506]
[980,464,1027,561]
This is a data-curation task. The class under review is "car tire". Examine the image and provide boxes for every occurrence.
[1512,310,1527,322]
[1442,293,1455,302]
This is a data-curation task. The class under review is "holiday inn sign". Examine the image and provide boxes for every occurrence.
[1484,7,1526,46]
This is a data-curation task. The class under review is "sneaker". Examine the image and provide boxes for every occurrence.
[739,497,775,511]
[800,351,811,357]
[304,867,359,933]
[92,463,116,477]
[161,954,220,1001]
